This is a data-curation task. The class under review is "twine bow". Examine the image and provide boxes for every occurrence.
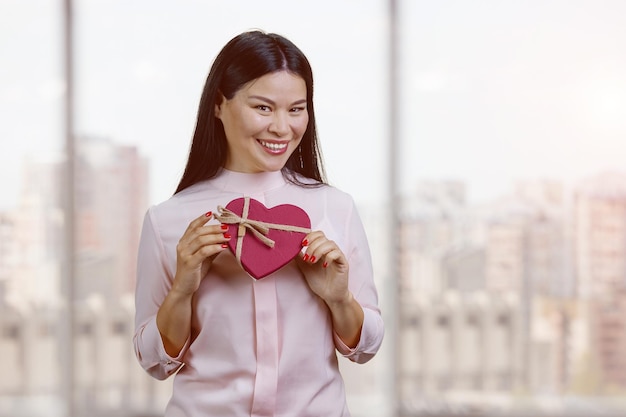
[214,197,311,266]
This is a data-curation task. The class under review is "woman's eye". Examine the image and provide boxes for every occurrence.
[256,105,271,112]
[290,107,306,113]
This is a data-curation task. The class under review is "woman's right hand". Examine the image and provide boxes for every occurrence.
[172,211,231,296]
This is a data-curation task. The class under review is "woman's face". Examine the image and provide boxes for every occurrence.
[215,70,309,173]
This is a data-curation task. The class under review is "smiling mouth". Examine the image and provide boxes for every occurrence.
[258,139,289,153]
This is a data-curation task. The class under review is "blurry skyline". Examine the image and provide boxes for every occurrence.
[1,0,626,211]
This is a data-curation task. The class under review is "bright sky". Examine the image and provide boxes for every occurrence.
[1,0,626,210]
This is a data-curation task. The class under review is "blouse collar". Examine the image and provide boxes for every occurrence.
[212,168,287,195]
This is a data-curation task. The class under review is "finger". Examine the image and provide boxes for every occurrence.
[191,232,231,253]
[178,225,231,264]
[179,212,214,245]
[191,241,229,263]
[301,231,327,260]
[179,238,229,269]
[301,231,325,247]
[321,247,348,269]
[182,220,230,246]
[186,211,214,232]
[304,238,332,263]
[305,239,345,267]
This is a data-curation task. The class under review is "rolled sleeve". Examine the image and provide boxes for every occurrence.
[133,315,189,380]
[334,306,384,363]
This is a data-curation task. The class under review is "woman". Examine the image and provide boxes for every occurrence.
[133,30,384,416]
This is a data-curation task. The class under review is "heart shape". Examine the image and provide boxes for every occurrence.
[221,197,311,279]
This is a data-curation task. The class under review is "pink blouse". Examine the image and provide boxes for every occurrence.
[133,169,384,417]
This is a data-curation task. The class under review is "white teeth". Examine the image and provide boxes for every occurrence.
[259,140,287,151]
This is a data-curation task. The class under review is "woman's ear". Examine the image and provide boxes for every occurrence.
[214,92,225,119]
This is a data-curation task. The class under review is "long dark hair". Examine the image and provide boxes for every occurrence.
[175,30,327,194]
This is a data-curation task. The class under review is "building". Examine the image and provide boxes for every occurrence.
[394,178,578,411]
[0,138,149,307]
[8,155,65,308]
[573,172,626,391]
[74,136,149,301]
[0,212,17,307]
[484,179,568,298]
[399,180,470,298]
[574,172,626,300]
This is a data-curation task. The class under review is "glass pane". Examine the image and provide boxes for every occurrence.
[0,2,65,415]
[397,1,626,415]
[1,1,389,416]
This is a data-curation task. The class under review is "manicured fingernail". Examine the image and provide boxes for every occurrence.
[221,224,228,230]
[303,254,310,261]
[223,233,231,238]
[221,243,228,248]
[205,211,212,217]
[323,262,328,268]
[301,239,308,246]
[310,256,316,263]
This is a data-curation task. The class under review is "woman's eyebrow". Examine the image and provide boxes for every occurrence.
[249,95,307,106]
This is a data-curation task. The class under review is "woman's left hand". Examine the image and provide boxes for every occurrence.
[296,231,351,305]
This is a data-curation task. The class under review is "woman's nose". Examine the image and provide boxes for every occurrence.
[268,112,289,136]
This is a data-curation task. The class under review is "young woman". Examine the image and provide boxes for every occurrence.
[133,30,384,417]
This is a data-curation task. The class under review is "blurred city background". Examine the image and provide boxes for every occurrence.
[2,1,626,416]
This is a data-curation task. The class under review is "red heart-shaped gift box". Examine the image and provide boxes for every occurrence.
[219,197,311,279]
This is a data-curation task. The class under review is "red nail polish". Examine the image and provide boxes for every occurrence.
[223,233,231,238]
[310,256,316,263]
[221,224,228,230]
[205,211,212,217]
[323,262,328,268]
[301,239,308,246]
[303,254,310,261]
[221,243,228,249]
